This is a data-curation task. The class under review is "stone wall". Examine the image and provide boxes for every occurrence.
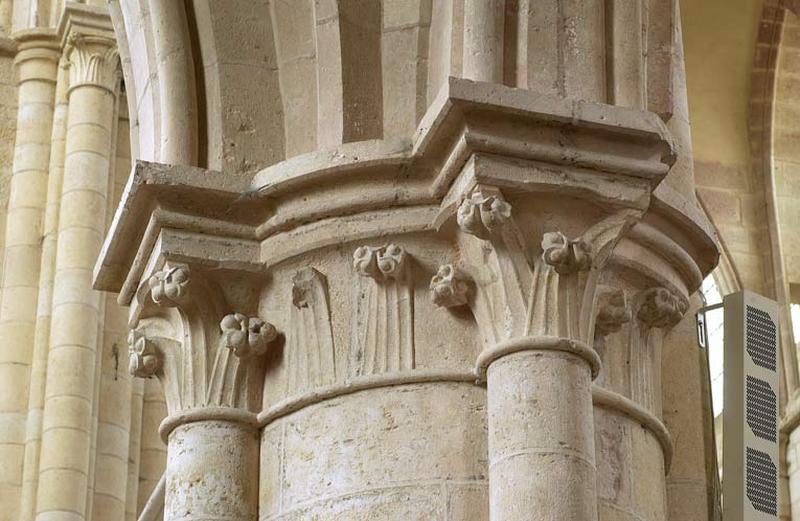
[775,13,800,298]
[683,0,768,294]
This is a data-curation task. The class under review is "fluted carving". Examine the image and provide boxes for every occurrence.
[430,264,469,308]
[351,245,414,376]
[66,33,119,93]
[458,185,640,346]
[614,286,689,413]
[287,268,336,393]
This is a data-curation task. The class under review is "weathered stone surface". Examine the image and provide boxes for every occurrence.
[261,383,487,520]
[166,421,259,521]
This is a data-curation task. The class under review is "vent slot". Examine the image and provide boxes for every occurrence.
[746,305,776,371]
[747,447,777,516]
[746,375,777,442]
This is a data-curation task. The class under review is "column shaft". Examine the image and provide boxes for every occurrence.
[488,350,597,520]
[166,421,259,521]
[463,0,504,82]
[91,297,132,520]
[0,34,58,520]
[35,35,118,521]
[91,104,131,521]
[19,55,68,521]
[138,378,167,513]
[125,379,144,521]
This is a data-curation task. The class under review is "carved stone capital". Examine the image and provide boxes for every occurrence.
[636,287,687,329]
[220,313,277,359]
[65,33,119,93]
[456,188,511,239]
[595,289,631,337]
[129,262,276,415]
[542,231,592,275]
[430,264,469,308]
[353,244,408,281]
[127,329,160,378]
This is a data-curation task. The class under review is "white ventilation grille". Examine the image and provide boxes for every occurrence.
[746,375,777,442]
[746,447,778,516]
[747,306,777,371]
[723,291,780,521]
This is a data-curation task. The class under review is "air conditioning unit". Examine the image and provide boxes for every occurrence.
[723,291,780,520]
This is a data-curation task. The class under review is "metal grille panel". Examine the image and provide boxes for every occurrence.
[746,305,777,371]
[747,447,777,516]
[746,375,777,442]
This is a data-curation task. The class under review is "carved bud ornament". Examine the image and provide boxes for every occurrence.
[149,265,189,305]
[637,287,687,329]
[128,329,160,378]
[456,189,511,239]
[595,289,631,337]
[353,244,408,281]
[430,264,469,308]
[541,231,592,275]
[220,313,278,358]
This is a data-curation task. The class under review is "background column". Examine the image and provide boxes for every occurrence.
[137,379,167,514]
[0,29,58,520]
[462,0,504,82]
[19,53,68,521]
[35,33,118,521]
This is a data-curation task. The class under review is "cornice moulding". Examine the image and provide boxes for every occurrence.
[414,78,677,197]
[10,27,58,51]
[650,182,719,275]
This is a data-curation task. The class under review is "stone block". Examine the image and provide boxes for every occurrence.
[447,482,488,521]
[697,188,741,224]
[275,383,486,510]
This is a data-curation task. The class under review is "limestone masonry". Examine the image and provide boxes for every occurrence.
[2,1,800,520]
